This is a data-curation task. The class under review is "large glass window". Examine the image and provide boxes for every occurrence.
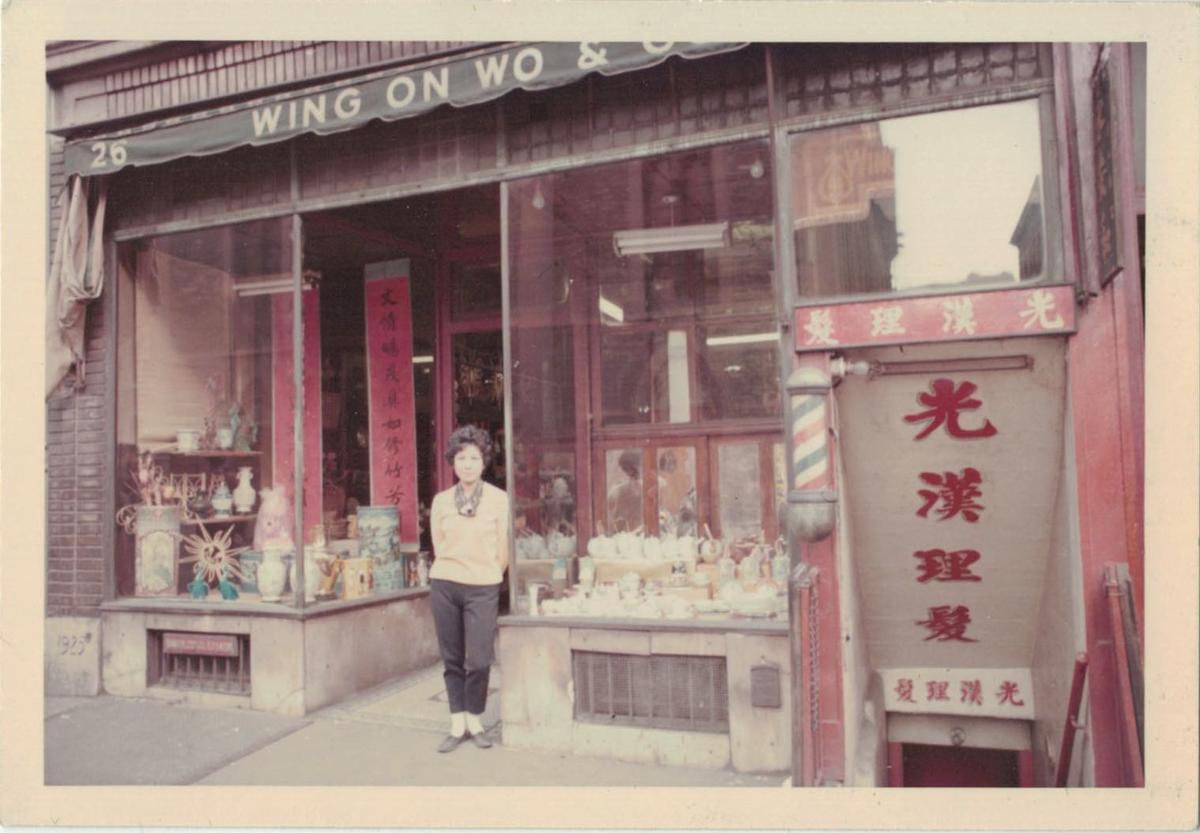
[507,140,786,622]
[791,98,1048,297]
[115,219,311,602]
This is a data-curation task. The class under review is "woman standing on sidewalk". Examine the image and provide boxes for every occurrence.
[428,425,510,752]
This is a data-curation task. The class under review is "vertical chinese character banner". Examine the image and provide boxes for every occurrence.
[364,260,420,544]
[272,289,324,540]
[835,336,1069,717]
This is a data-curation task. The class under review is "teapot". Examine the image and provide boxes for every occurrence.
[587,534,615,559]
[615,530,641,560]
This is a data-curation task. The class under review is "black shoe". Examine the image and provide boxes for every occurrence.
[438,733,466,753]
[469,731,493,749]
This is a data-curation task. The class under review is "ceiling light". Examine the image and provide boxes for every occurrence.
[412,355,434,365]
[613,222,730,257]
[705,331,778,346]
[235,276,294,297]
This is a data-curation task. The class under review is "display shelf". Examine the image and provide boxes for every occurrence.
[182,513,258,526]
[162,448,263,458]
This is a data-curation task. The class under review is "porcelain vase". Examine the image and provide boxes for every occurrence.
[290,546,322,602]
[233,466,256,514]
[258,547,288,602]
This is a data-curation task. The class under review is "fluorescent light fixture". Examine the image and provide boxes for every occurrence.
[598,295,625,322]
[235,276,293,297]
[612,222,729,256]
[412,355,434,365]
[705,331,778,347]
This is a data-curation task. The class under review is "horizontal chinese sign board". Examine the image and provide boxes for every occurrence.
[882,668,1034,719]
[794,284,1075,352]
[162,632,241,657]
[63,42,745,177]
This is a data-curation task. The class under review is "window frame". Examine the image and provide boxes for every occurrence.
[775,89,1065,306]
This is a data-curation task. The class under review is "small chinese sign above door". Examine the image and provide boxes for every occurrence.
[882,668,1034,719]
[794,284,1075,352]
[364,260,420,544]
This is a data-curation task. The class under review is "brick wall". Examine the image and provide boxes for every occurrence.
[46,136,111,617]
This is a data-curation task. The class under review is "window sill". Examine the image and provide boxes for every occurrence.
[101,587,430,620]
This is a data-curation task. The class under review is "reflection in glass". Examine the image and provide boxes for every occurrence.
[698,325,781,421]
[600,329,691,426]
[657,447,697,535]
[605,448,644,533]
[792,99,1046,297]
[718,442,762,540]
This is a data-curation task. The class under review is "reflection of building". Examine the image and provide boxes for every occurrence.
[44,41,1144,787]
[1011,177,1047,281]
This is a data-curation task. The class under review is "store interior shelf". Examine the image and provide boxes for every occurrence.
[182,513,258,526]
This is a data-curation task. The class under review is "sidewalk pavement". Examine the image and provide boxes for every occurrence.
[46,663,787,787]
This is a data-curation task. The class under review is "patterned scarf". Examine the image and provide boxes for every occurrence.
[454,481,484,517]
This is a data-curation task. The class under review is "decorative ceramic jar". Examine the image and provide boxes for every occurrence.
[176,428,201,452]
[216,427,235,449]
[238,551,263,594]
[232,466,256,514]
[135,505,180,597]
[257,548,288,602]
[211,481,233,517]
[289,545,323,603]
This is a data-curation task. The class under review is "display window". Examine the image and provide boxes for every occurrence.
[114,218,319,603]
[506,139,788,622]
[790,98,1051,298]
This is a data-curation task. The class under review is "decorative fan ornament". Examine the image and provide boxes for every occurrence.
[180,522,248,587]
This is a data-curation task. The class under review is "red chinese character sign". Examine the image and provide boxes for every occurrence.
[831,337,1069,672]
[882,669,1034,719]
[364,261,420,544]
[793,284,1075,352]
[272,290,324,540]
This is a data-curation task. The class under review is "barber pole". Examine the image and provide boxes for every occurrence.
[791,387,830,491]
[785,365,837,543]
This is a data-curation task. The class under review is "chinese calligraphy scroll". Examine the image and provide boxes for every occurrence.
[364,260,419,544]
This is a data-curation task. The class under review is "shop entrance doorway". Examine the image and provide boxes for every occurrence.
[899,743,1021,787]
[302,184,503,567]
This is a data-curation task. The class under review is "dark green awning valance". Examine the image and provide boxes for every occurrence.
[63,42,747,178]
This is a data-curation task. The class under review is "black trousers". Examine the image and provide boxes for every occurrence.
[430,579,500,715]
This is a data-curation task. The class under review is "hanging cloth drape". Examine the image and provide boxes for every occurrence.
[46,175,107,398]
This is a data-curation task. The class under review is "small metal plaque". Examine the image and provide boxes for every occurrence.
[162,632,240,657]
[750,663,782,709]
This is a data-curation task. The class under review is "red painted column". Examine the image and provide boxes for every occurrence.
[1059,43,1145,787]
[792,351,845,784]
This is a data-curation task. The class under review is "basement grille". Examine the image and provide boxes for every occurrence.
[148,630,251,695]
[572,650,729,733]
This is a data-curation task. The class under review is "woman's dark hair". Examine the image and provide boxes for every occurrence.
[444,425,494,467]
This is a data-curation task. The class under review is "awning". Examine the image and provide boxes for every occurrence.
[63,41,747,178]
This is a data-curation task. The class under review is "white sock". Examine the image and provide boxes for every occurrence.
[465,712,485,735]
[450,711,466,737]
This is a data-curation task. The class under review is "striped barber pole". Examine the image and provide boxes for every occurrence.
[791,390,830,491]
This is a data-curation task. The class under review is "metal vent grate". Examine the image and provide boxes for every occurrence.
[148,630,251,695]
[572,650,729,733]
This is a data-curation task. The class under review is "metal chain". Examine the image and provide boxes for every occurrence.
[808,580,821,737]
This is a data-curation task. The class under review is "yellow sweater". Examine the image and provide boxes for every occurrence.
[428,481,511,585]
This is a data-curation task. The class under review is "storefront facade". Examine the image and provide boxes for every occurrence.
[45,40,1144,784]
